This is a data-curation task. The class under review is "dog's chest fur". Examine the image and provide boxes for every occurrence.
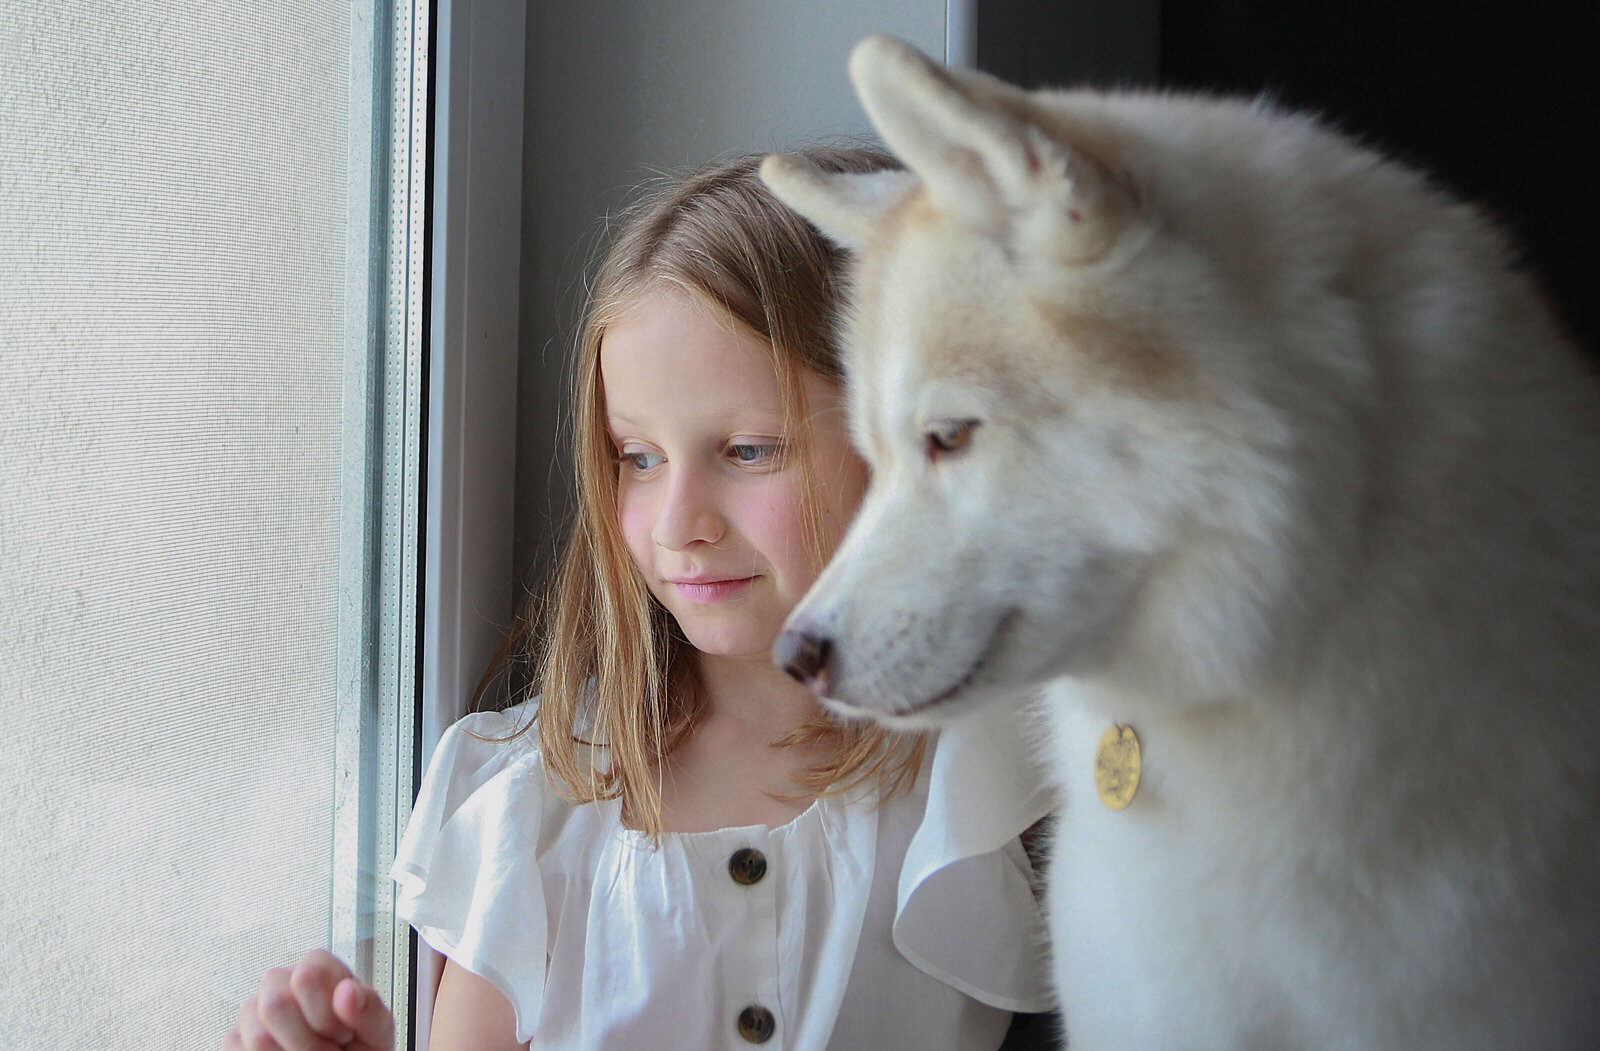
[1036,678,1597,1050]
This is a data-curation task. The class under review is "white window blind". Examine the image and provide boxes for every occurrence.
[0,0,430,1045]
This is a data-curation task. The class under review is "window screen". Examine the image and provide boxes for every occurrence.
[0,0,429,1045]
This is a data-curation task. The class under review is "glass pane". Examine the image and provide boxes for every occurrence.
[0,0,424,1044]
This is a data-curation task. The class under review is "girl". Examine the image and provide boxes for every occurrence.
[225,147,1053,1051]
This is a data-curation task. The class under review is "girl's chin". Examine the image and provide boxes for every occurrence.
[686,639,776,664]
[678,625,785,666]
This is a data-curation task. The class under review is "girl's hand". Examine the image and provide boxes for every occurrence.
[223,949,394,1051]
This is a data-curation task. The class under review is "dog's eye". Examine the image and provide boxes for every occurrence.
[925,418,980,458]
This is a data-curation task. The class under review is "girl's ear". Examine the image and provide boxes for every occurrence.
[759,158,917,251]
[846,34,1135,264]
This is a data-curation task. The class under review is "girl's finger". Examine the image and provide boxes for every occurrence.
[230,998,285,1051]
[289,955,356,1043]
[331,977,396,1050]
[257,970,342,1051]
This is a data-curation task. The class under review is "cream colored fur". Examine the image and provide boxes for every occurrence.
[763,35,1600,1050]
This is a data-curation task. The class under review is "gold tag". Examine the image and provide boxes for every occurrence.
[1094,724,1141,810]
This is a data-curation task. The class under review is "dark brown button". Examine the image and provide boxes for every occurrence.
[737,1005,775,1043]
[728,847,767,885]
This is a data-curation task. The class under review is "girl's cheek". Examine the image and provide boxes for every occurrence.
[752,478,812,556]
[821,446,870,528]
[616,487,653,564]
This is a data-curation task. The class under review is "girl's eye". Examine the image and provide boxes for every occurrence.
[618,450,663,473]
[729,442,782,466]
[925,418,981,458]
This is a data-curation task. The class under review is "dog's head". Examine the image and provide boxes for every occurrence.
[763,37,1371,727]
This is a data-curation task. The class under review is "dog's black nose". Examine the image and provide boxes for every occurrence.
[773,628,833,692]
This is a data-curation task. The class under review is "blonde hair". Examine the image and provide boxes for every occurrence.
[485,146,923,839]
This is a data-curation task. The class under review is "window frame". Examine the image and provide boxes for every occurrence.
[415,0,524,1045]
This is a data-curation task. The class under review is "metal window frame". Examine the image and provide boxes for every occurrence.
[947,0,976,66]
[332,0,430,1013]
[334,0,522,1046]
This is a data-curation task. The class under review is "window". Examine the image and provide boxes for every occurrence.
[0,0,450,1043]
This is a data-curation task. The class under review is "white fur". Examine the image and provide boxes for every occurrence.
[765,34,1600,1050]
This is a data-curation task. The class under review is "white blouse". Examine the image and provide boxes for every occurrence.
[391,700,1055,1050]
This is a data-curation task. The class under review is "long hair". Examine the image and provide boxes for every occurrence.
[483,146,923,839]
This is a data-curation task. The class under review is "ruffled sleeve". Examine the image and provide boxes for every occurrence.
[390,703,551,1039]
[894,697,1058,1013]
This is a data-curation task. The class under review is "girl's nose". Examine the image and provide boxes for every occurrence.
[652,470,726,550]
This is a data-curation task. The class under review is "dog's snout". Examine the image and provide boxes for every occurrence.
[774,628,834,695]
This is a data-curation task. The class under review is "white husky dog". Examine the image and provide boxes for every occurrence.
[762,34,1600,1051]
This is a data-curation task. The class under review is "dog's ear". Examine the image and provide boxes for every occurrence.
[848,34,1132,263]
[760,156,916,250]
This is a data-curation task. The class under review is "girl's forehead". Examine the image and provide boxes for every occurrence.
[600,288,783,407]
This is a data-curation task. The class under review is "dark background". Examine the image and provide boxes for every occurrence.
[977,0,1598,363]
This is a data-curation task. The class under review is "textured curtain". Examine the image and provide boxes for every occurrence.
[0,0,385,1044]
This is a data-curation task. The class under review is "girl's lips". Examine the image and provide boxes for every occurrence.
[671,576,757,604]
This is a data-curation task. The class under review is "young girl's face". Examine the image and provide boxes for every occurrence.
[601,285,867,666]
